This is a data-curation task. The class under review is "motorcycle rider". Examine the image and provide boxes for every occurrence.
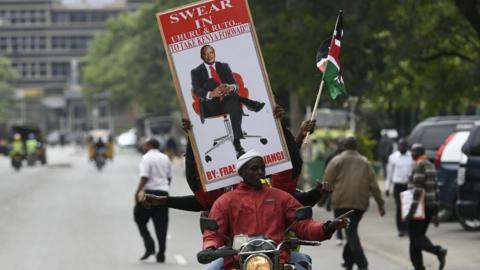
[9,133,25,157]
[94,138,106,156]
[26,133,39,161]
[201,149,349,270]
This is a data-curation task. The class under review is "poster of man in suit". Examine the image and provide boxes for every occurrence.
[157,0,292,191]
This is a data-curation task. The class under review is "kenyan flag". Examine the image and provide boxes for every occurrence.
[316,11,347,100]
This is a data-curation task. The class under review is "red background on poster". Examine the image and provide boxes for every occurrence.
[158,0,250,45]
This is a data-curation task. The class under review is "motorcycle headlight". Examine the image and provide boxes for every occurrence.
[245,254,273,270]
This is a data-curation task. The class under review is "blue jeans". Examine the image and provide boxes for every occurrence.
[205,252,311,270]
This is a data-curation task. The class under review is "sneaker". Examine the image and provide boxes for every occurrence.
[340,262,352,270]
[336,239,344,246]
[139,249,155,260]
[437,247,447,270]
[398,231,407,237]
[156,253,165,263]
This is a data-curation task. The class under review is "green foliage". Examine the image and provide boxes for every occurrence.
[83,0,480,120]
[83,0,194,115]
[365,0,480,117]
[356,133,376,161]
[0,57,18,118]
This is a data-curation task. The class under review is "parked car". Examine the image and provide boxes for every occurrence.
[434,129,471,221]
[457,123,480,231]
[408,116,480,161]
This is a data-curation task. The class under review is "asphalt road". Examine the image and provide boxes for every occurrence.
[0,146,478,270]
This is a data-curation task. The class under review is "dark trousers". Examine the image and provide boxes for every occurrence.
[134,190,169,258]
[394,183,408,233]
[334,208,368,269]
[203,93,244,140]
[408,208,441,270]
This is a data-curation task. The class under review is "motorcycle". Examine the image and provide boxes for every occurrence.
[197,207,320,270]
[36,143,47,165]
[94,147,107,171]
[11,154,23,171]
[26,151,36,166]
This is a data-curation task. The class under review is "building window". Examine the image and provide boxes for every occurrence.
[52,11,68,23]
[52,62,70,77]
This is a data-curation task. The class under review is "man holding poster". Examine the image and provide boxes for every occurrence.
[191,44,265,157]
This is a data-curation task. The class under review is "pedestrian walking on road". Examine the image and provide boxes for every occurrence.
[385,138,414,237]
[324,136,385,270]
[375,133,394,179]
[406,144,447,270]
[134,138,172,263]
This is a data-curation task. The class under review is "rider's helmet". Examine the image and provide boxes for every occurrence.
[13,133,21,140]
[28,133,36,140]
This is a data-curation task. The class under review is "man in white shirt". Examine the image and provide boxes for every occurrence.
[385,139,414,237]
[134,138,172,262]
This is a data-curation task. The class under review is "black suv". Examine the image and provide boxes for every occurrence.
[408,116,480,160]
[457,123,480,231]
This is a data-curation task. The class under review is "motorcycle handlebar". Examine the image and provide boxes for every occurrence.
[296,240,321,246]
[280,238,321,249]
[197,248,237,264]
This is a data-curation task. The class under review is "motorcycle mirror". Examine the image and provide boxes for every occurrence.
[295,206,313,221]
[200,217,219,232]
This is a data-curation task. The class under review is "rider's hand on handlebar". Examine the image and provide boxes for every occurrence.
[332,217,350,230]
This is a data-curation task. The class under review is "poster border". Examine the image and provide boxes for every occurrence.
[156,0,291,191]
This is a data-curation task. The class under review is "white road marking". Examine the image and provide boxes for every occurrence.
[174,254,188,265]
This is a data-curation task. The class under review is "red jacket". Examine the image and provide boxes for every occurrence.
[203,182,330,266]
[193,169,297,211]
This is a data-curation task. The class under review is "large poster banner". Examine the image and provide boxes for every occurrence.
[156,0,292,191]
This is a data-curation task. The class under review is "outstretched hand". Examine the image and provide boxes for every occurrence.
[316,181,333,194]
[142,194,168,209]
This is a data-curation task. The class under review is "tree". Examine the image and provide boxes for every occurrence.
[0,57,19,119]
[83,0,193,115]
[83,0,480,132]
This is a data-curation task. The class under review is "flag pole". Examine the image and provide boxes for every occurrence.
[302,75,325,145]
[303,10,342,145]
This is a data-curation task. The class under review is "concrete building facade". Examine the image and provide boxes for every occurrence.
[0,0,147,133]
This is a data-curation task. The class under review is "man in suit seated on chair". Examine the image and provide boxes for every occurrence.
[191,44,265,158]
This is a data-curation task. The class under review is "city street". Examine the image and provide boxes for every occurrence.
[0,146,479,270]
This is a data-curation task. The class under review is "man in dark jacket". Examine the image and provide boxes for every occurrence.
[324,136,385,270]
[191,44,264,157]
[407,144,447,270]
